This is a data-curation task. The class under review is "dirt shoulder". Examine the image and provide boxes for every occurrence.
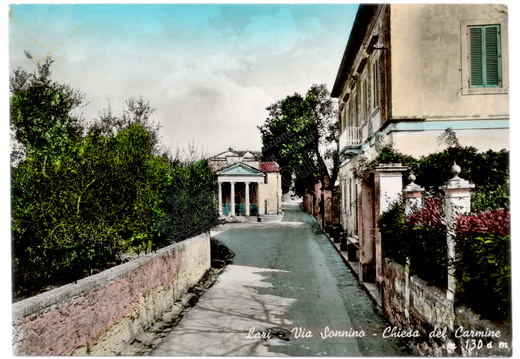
[118,238,233,356]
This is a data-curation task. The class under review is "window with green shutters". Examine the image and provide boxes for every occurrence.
[469,25,501,87]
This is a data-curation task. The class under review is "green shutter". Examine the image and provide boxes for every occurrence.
[484,25,500,86]
[470,27,483,86]
[469,25,501,87]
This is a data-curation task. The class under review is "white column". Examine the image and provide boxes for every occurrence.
[245,182,250,216]
[218,182,223,216]
[230,181,235,216]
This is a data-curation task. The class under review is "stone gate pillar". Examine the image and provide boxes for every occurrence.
[372,164,408,294]
[402,172,424,216]
[401,172,424,319]
[441,162,474,302]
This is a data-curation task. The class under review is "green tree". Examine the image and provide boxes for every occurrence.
[258,84,339,196]
[153,159,218,245]
[11,85,77,162]
[10,52,85,164]
[10,52,219,301]
[89,96,163,156]
[12,124,168,299]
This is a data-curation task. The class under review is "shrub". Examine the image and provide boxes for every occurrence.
[407,197,447,287]
[152,159,218,247]
[379,201,408,265]
[379,197,447,287]
[455,210,511,321]
[376,143,510,317]
[408,225,447,288]
[408,197,444,229]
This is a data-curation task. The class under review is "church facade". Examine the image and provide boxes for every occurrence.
[208,150,282,217]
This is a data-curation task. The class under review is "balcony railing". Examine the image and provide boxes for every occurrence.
[340,127,362,148]
[340,109,382,150]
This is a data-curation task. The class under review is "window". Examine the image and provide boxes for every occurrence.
[461,16,508,95]
[372,58,380,110]
[342,178,347,214]
[348,102,353,127]
[346,104,350,128]
[469,25,500,87]
[363,77,369,119]
[340,104,346,131]
[352,93,358,127]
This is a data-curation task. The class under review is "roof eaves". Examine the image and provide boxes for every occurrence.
[331,4,379,98]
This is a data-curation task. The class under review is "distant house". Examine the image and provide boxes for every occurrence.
[209,149,282,217]
[331,4,509,284]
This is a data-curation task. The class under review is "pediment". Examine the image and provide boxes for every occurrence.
[217,162,264,176]
[213,150,236,159]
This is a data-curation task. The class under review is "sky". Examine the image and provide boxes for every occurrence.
[8,2,359,157]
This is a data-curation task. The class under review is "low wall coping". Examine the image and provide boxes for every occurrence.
[410,275,451,307]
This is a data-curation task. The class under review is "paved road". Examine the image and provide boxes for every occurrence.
[151,202,417,356]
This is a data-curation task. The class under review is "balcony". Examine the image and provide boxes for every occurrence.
[339,127,362,149]
[339,109,382,152]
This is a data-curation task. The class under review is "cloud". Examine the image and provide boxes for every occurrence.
[157,63,273,154]
[9,3,359,157]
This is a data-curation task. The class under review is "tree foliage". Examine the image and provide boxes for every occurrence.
[258,84,339,196]
[10,53,86,164]
[89,96,164,156]
[11,54,218,300]
[154,160,218,245]
[12,125,169,298]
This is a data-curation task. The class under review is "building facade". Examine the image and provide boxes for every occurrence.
[331,4,509,284]
[209,149,282,217]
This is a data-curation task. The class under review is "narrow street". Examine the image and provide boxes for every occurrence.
[150,202,418,356]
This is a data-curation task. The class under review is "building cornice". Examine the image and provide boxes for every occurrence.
[332,4,381,98]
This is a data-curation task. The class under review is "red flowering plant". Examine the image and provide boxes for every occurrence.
[455,208,510,238]
[408,197,445,229]
[406,196,448,288]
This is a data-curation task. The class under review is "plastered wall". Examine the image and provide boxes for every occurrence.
[12,233,211,356]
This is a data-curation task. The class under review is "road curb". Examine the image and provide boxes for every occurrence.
[318,222,383,311]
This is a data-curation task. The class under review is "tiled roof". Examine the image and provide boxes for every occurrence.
[260,162,279,172]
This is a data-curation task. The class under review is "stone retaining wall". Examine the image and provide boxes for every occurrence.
[12,233,211,356]
[382,259,512,356]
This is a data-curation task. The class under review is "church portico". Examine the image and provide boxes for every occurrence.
[218,181,260,216]
[210,150,282,218]
[217,163,265,217]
